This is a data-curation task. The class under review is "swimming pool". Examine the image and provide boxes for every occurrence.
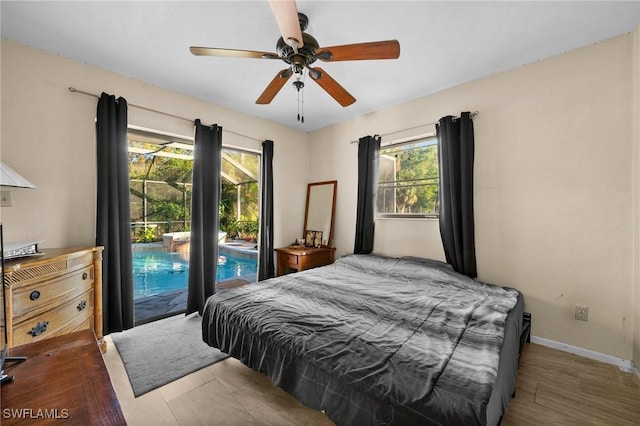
[132,250,257,299]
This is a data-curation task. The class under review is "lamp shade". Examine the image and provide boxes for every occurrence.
[0,162,36,189]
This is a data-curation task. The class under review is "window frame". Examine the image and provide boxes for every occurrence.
[376,135,440,220]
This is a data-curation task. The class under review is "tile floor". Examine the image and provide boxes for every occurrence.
[102,336,640,425]
[102,335,334,425]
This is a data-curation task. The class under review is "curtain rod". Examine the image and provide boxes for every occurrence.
[348,111,479,144]
[68,87,264,143]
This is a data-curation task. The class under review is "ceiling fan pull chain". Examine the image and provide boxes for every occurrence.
[301,85,304,123]
[297,89,301,122]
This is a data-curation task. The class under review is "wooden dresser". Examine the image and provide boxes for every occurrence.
[275,246,335,276]
[1,247,104,351]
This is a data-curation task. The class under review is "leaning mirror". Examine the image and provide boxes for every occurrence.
[304,181,337,247]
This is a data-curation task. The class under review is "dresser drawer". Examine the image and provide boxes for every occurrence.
[13,289,94,347]
[12,265,94,322]
[283,254,298,265]
[4,252,93,287]
[303,251,333,269]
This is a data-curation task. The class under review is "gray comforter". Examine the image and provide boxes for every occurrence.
[202,254,519,425]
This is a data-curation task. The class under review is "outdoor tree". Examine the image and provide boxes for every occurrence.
[379,143,439,215]
[129,140,261,242]
[396,144,439,214]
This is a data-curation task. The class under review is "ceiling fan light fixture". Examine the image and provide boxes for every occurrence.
[293,78,304,91]
[192,2,400,112]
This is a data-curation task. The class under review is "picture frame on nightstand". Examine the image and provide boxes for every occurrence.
[313,231,323,248]
[305,230,323,248]
[305,230,316,247]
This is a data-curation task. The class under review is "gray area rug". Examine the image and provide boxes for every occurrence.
[111,313,229,397]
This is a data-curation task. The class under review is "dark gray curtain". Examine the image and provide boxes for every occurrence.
[258,140,275,281]
[186,120,222,315]
[96,92,134,333]
[354,135,381,254]
[436,112,477,277]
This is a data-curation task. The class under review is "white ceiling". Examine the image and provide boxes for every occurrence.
[2,1,639,132]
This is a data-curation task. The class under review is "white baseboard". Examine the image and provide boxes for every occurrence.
[530,335,638,374]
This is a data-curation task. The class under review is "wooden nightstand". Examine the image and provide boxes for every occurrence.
[275,246,336,276]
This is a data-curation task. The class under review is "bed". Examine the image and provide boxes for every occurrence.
[202,254,523,425]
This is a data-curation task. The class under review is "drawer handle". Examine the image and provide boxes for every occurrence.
[82,272,88,280]
[77,300,87,311]
[30,290,41,301]
[27,321,49,337]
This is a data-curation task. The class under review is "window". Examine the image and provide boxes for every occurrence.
[127,129,261,242]
[377,137,439,217]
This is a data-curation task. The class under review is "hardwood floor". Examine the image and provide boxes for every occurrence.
[102,336,640,425]
[503,343,640,425]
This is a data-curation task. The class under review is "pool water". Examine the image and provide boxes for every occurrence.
[132,251,257,299]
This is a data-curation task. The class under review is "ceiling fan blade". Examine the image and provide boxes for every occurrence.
[309,67,356,107]
[256,68,294,104]
[190,46,279,60]
[268,0,304,48]
[316,40,400,61]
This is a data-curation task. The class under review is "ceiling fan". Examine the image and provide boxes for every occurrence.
[190,0,400,109]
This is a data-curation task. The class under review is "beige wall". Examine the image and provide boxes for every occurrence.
[310,34,636,360]
[2,30,639,362]
[0,39,309,250]
[633,23,640,370]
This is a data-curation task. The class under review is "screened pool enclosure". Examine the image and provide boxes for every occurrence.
[127,129,260,323]
[128,129,260,243]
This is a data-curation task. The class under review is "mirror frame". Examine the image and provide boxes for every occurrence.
[303,180,337,248]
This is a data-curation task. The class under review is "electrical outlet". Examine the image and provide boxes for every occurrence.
[0,191,12,207]
[575,305,589,321]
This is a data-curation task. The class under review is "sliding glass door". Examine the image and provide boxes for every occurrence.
[127,129,259,324]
